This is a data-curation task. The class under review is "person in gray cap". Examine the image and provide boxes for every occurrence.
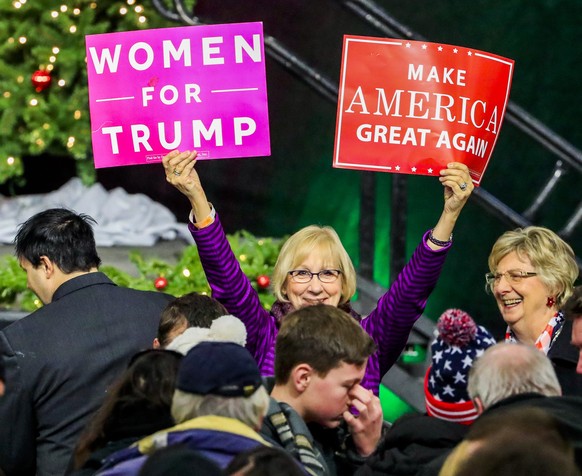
[94,341,275,476]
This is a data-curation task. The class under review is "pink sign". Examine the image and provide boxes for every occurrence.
[333,36,514,185]
[85,22,270,168]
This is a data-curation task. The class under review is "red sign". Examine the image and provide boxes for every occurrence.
[333,37,514,185]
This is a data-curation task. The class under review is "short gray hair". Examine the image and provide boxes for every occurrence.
[467,343,561,409]
[171,386,270,429]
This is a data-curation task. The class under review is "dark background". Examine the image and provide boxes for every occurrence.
[10,0,582,339]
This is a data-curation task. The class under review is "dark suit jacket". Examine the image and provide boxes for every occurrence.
[484,393,582,470]
[354,413,469,476]
[548,319,582,397]
[0,272,173,476]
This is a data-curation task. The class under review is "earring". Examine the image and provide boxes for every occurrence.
[546,296,556,308]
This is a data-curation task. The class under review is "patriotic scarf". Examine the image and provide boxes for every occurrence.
[504,311,564,354]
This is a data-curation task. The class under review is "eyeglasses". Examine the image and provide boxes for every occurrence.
[485,270,538,286]
[288,269,342,283]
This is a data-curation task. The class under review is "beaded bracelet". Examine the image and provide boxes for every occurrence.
[428,229,453,247]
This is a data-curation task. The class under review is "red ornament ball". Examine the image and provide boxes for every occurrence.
[257,274,270,289]
[31,69,52,92]
[154,276,168,290]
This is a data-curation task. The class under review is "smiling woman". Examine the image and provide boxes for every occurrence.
[271,225,356,310]
[486,225,582,396]
[160,149,475,396]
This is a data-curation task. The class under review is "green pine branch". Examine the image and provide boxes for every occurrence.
[0,0,195,187]
[0,230,283,312]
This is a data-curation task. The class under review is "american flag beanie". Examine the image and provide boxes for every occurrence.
[424,308,497,424]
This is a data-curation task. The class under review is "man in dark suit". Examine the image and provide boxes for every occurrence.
[0,208,174,476]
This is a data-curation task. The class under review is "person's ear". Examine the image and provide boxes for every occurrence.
[473,396,485,415]
[39,256,55,279]
[291,363,313,394]
[152,338,161,349]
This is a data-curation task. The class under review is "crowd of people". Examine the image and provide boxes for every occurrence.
[0,150,580,476]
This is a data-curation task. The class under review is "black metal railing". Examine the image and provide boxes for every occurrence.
[336,0,582,241]
[150,0,582,276]
[150,0,582,411]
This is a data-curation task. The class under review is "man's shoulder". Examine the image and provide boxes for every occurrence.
[54,272,173,302]
[0,274,172,347]
[263,398,315,444]
[387,413,469,444]
[0,305,54,345]
[527,395,582,414]
[266,398,304,422]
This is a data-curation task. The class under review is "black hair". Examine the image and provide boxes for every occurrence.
[225,446,306,476]
[71,349,183,470]
[14,208,101,273]
[139,445,224,476]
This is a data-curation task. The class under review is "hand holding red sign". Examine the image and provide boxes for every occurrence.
[333,37,514,185]
[438,162,474,233]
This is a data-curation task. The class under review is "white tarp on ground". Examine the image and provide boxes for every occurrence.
[0,178,193,246]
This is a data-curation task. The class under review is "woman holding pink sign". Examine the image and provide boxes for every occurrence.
[162,149,474,396]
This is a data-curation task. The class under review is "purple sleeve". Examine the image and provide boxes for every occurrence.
[361,230,450,391]
[189,214,277,370]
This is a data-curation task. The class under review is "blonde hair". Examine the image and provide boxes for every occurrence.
[487,226,579,308]
[271,225,356,305]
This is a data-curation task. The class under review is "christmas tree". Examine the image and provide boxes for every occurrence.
[0,0,194,187]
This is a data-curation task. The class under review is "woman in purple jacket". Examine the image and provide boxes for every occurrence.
[162,150,473,395]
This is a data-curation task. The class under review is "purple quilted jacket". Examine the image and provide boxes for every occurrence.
[189,214,450,395]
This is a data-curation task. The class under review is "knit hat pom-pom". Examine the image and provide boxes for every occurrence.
[436,308,477,347]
